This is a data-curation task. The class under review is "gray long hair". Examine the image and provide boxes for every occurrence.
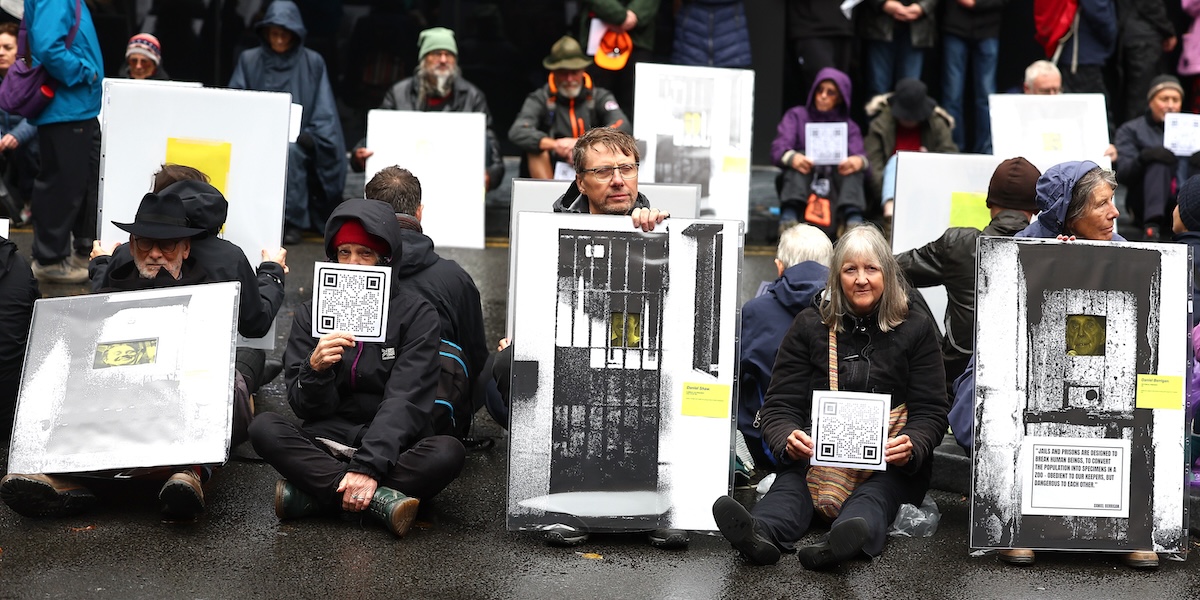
[819,226,908,333]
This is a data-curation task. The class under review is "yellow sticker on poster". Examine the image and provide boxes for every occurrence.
[722,156,749,174]
[1135,374,1183,409]
[165,138,232,195]
[681,382,731,418]
[948,191,990,230]
[1042,132,1063,152]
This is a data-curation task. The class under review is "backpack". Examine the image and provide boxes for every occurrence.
[431,339,473,439]
[1033,0,1078,59]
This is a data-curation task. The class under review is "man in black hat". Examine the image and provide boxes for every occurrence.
[97,191,208,289]
[509,35,631,179]
[864,78,959,205]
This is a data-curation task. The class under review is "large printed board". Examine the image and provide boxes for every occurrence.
[989,94,1112,173]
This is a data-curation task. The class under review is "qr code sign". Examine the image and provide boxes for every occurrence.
[313,266,388,339]
[814,396,887,465]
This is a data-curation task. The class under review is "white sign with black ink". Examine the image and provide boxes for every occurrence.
[1019,436,1131,519]
[809,390,890,470]
[311,262,391,342]
[805,122,848,166]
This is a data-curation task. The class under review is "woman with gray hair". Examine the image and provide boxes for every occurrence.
[713,225,948,570]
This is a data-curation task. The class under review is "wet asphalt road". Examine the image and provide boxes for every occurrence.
[2,181,1198,599]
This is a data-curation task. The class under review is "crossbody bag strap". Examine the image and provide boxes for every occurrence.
[828,326,838,392]
[18,0,81,63]
[66,0,82,49]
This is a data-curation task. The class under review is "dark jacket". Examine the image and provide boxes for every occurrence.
[1116,0,1173,43]
[376,75,504,189]
[738,260,828,467]
[0,237,38,384]
[895,210,1030,366]
[89,181,286,340]
[285,199,442,480]
[551,182,651,214]
[508,77,630,153]
[97,255,212,292]
[771,67,866,167]
[759,305,948,478]
[228,0,347,204]
[671,0,752,67]
[1017,159,1127,241]
[393,215,488,400]
[1172,230,1200,326]
[863,93,958,196]
[859,0,940,47]
[1056,0,1118,69]
[1114,112,1183,220]
[788,0,854,40]
[941,0,1007,40]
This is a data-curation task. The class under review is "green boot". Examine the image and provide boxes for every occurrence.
[273,479,324,520]
[367,486,420,537]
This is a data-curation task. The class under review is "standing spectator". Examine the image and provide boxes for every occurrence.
[580,0,661,120]
[229,0,346,245]
[1055,0,1116,98]
[940,0,1007,153]
[24,0,104,284]
[0,22,37,225]
[117,33,168,81]
[787,0,855,108]
[671,0,751,69]
[864,78,958,206]
[860,0,939,100]
[1115,0,1175,124]
[1114,74,1186,240]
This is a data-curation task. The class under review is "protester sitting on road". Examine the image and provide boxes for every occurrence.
[248,199,465,538]
[0,230,37,445]
[118,33,167,80]
[713,225,948,570]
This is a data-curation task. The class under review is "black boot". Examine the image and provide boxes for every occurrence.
[712,495,781,565]
[797,516,869,570]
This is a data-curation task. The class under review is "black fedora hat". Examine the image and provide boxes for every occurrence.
[890,78,936,122]
[113,192,206,239]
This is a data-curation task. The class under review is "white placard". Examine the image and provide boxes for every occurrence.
[289,103,304,143]
[311,262,391,342]
[96,78,203,129]
[0,217,8,239]
[805,122,848,166]
[634,63,754,221]
[365,110,485,249]
[1164,112,1200,157]
[553,161,575,181]
[585,17,606,55]
[1019,436,1132,518]
[810,390,890,470]
[989,94,1112,172]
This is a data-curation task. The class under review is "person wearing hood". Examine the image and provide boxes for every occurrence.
[1114,75,1187,240]
[248,199,465,538]
[864,78,958,208]
[737,223,832,470]
[770,67,867,236]
[896,157,1040,398]
[351,27,504,191]
[229,0,347,245]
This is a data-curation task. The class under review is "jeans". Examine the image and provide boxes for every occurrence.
[941,34,998,154]
[866,24,925,99]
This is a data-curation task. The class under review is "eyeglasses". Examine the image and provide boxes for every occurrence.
[815,86,839,98]
[132,236,182,253]
[579,163,639,182]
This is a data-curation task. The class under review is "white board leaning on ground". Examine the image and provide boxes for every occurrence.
[365,110,486,250]
[507,213,743,533]
[989,93,1112,173]
[7,282,241,475]
[891,152,1005,336]
[633,63,754,222]
[98,82,290,349]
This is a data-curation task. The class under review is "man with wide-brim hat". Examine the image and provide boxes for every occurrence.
[863,77,959,206]
[508,35,631,180]
[103,191,208,286]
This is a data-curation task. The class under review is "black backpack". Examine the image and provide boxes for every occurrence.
[431,339,472,439]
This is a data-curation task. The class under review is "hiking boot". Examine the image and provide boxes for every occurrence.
[159,469,205,519]
[544,523,589,546]
[1122,550,1159,569]
[712,495,780,565]
[797,516,869,570]
[648,528,689,549]
[31,258,88,285]
[367,486,420,537]
[0,473,98,517]
[274,479,325,520]
[998,548,1036,565]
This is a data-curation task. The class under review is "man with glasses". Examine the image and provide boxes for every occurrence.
[551,127,668,232]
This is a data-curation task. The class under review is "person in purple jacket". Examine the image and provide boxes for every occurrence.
[770,67,867,238]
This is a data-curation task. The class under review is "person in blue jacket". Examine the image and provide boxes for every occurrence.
[229,0,346,244]
[24,0,103,285]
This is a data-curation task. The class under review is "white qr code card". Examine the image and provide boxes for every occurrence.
[809,390,891,471]
[311,262,391,342]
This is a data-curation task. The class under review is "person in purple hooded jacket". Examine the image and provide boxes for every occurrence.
[770,67,867,237]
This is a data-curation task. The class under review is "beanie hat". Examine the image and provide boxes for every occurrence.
[125,33,162,66]
[987,157,1042,212]
[418,27,457,59]
[1177,175,1200,232]
[1146,74,1184,103]
[332,219,391,258]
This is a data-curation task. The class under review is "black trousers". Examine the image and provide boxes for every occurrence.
[751,461,927,556]
[31,118,99,265]
[1141,161,1174,226]
[248,412,466,506]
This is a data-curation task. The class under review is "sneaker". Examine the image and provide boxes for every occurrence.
[0,473,98,517]
[712,495,780,565]
[274,479,325,520]
[31,258,88,285]
[367,486,420,537]
[796,516,869,570]
[68,252,90,272]
[998,548,1036,565]
[1122,550,1159,569]
[648,528,689,549]
[159,468,205,519]
[544,523,589,546]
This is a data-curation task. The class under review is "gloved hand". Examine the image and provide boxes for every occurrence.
[1138,145,1177,166]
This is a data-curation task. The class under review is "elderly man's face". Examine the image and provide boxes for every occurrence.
[1025,73,1062,95]
[131,235,190,279]
[423,50,457,77]
[103,344,139,366]
[127,55,156,79]
[1066,315,1106,355]
[576,143,639,215]
[553,69,585,99]
[1149,89,1182,123]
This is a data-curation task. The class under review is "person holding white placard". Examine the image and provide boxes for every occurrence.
[1114,74,1188,240]
[713,226,947,570]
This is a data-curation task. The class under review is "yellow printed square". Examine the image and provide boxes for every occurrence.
[681,382,731,418]
[1042,132,1063,152]
[949,191,990,230]
[722,156,748,174]
[1135,374,1183,410]
[165,138,232,196]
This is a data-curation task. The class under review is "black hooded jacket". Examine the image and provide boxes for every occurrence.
[89,180,286,339]
[284,199,442,480]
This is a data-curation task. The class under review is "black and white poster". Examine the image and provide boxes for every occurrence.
[7,282,240,474]
[311,262,391,342]
[810,391,890,471]
[970,238,1190,554]
[506,213,743,533]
